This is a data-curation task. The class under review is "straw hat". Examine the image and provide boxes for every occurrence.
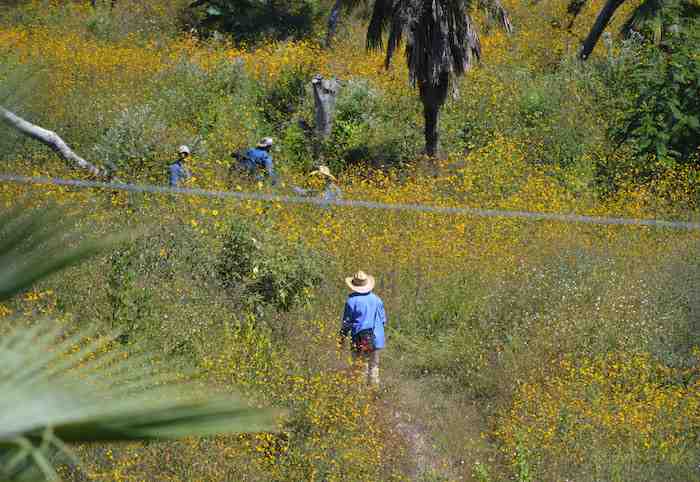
[257,137,274,148]
[310,165,337,181]
[345,270,375,294]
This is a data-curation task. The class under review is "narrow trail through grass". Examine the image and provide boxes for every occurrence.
[379,363,495,481]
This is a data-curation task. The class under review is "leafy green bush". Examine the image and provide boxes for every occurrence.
[322,80,415,170]
[324,80,375,165]
[280,120,314,171]
[91,104,168,174]
[518,84,555,124]
[258,65,313,129]
[611,21,700,173]
[50,216,227,358]
[185,0,321,43]
[514,66,607,170]
[217,215,324,313]
[106,242,155,342]
[155,59,240,131]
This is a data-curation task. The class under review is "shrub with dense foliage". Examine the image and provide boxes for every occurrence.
[217,214,325,313]
[612,21,700,172]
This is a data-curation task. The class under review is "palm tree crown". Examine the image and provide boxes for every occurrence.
[369,0,482,84]
[367,0,512,157]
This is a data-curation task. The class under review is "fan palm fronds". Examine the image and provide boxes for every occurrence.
[367,0,398,50]
[369,0,483,77]
[0,322,277,481]
[406,0,481,85]
[0,205,109,303]
[0,206,277,481]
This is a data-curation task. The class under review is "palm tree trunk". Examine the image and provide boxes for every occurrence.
[423,104,440,157]
[579,0,626,60]
[419,73,449,158]
[325,0,343,48]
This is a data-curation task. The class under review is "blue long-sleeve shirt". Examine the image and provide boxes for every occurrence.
[341,292,386,349]
[169,161,190,187]
[242,148,276,183]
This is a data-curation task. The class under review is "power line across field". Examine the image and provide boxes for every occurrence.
[2,173,700,231]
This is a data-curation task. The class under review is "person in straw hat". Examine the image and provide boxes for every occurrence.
[293,165,342,203]
[169,145,192,187]
[238,137,277,185]
[339,270,387,386]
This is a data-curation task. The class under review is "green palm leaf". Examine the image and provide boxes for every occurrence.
[0,206,108,302]
[0,326,276,443]
[0,207,277,481]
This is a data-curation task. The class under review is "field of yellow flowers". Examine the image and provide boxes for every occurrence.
[2,0,700,481]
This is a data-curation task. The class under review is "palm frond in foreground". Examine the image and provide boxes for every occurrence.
[0,206,277,481]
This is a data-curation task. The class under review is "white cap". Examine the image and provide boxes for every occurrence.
[178,145,191,155]
[256,137,273,148]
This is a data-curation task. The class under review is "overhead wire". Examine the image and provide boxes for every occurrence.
[2,174,700,230]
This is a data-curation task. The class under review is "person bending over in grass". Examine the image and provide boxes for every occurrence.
[293,165,342,204]
[234,137,278,186]
[339,270,386,387]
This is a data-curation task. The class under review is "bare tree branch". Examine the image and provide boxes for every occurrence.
[1,106,104,176]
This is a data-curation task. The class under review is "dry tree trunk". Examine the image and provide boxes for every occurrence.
[311,75,340,140]
[579,0,626,60]
[325,0,344,48]
[1,107,105,176]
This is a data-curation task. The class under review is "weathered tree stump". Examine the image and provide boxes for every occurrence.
[311,75,340,141]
